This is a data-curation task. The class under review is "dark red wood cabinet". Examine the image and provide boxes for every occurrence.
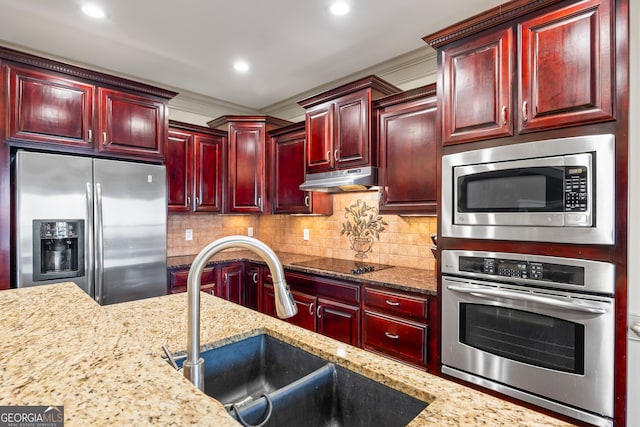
[167,265,217,295]
[376,85,438,214]
[208,115,290,214]
[517,0,613,133]
[243,263,262,311]
[362,286,431,370]
[6,65,94,147]
[440,27,513,145]
[98,88,166,159]
[167,121,226,213]
[298,76,399,173]
[218,262,244,305]
[269,122,332,215]
[4,55,174,160]
[434,0,613,145]
[260,270,361,347]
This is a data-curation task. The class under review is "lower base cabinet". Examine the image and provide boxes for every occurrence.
[261,271,361,347]
[362,286,434,370]
[170,261,437,371]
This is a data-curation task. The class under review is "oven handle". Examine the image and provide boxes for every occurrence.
[446,285,607,314]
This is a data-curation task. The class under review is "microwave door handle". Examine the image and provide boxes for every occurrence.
[85,182,94,298]
[446,285,607,315]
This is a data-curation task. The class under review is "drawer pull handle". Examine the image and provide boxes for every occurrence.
[317,305,323,318]
[385,300,400,307]
[385,332,399,340]
[309,303,314,316]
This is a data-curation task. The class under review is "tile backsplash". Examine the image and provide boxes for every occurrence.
[167,191,437,270]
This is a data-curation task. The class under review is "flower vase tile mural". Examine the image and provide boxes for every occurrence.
[340,199,388,259]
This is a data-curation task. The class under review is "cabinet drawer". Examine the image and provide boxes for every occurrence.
[168,267,216,293]
[286,271,360,304]
[364,287,428,321]
[363,311,427,368]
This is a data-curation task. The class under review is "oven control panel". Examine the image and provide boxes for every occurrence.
[460,256,584,286]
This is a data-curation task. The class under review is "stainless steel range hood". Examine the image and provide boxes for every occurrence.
[299,166,378,193]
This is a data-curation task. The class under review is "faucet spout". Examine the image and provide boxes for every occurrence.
[183,236,297,391]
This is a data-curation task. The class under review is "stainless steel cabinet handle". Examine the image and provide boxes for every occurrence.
[385,300,400,307]
[317,305,322,318]
[333,149,339,161]
[309,303,314,316]
[501,105,507,125]
[447,285,607,314]
[195,196,200,206]
[103,131,107,143]
[385,332,399,340]
[224,273,228,283]
[522,101,528,122]
[95,183,105,305]
[88,129,93,142]
[258,197,262,209]
[85,182,94,298]
[326,150,331,161]
[252,273,258,284]
[187,196,191,206]
[304,196,310,207]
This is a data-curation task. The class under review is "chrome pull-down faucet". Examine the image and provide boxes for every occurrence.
[183,236,298,391]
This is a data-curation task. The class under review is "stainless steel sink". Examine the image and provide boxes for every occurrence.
[173,334,427,427]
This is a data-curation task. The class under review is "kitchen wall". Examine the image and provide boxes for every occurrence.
[167,191,437,271]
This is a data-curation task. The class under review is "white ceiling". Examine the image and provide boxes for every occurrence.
[0,0,504,110]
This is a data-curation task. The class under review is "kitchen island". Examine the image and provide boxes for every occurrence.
[0,283,573,426]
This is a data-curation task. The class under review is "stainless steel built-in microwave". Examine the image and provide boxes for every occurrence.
[441,134,615,244]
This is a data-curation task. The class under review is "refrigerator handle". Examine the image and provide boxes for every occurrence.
[95,183,105,305]
[85,182,95,298]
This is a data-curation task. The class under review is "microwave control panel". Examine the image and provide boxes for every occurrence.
[564,166,588,212]
[460,256,584,286]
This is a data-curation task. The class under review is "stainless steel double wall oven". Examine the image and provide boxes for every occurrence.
[440,135,616,427]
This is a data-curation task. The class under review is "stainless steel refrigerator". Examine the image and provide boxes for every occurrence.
[15,150,167,305]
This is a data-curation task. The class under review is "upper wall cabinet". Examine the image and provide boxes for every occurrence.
[425,0,614,145]
[268,122,332,215]
[167,121,226,213]
[208,115,290,214]
[297,76,400,173]
[1,47,176,160]
[375,85,438,215]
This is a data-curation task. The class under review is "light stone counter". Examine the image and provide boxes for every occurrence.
[0,283,574,426]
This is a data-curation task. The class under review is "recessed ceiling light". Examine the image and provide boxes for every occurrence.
[233,60,250,73]
[330,2,350,16]
[81,4,105,19]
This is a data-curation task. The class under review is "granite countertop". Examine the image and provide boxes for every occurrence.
[168,251,438,296]
[0,283,574,426]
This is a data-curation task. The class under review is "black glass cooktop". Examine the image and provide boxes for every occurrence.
[292,258,394,275]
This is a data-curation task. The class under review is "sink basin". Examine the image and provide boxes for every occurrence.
[174,334,427,427]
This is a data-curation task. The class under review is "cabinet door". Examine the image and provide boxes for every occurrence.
[305,103,334,173]
[219,262,244,305]
[228,122,265,213]
[7,65,94,147]
[272,128,312,214]
[98,87,166,159]
[334,91,369,168]
[317,297,361,347]
[262,284,317,331]
[194,134,224,213]
[244,264,261,311]
[378,97,437,214]
[441,27,513,145]
[518,0,613,132]
[166,129,193,212]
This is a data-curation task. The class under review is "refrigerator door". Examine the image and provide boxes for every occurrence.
[16,151,93,294]
[93,158,167,304]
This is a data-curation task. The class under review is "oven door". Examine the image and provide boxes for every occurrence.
[442,276,614,421]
